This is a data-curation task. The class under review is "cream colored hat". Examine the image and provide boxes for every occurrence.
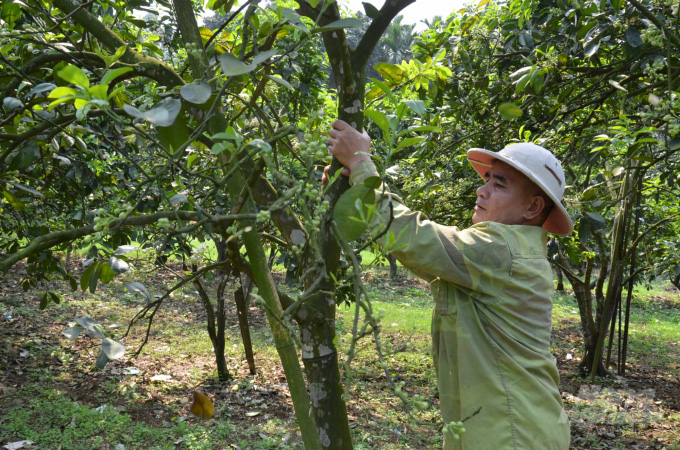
[467,143,573,235]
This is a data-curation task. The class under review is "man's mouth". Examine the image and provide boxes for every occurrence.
[475,203,486,211]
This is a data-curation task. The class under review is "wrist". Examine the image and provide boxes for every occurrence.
[348,155,371,171]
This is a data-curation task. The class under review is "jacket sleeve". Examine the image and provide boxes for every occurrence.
[349,161,511,297]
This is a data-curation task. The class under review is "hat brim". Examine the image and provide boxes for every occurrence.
[467,148,574,235]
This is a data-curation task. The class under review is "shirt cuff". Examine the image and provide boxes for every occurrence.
[349,160,379,186]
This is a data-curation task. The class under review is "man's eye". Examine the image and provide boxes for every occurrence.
[495,183,504,188]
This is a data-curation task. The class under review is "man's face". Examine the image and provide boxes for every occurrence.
[472,161,538,226]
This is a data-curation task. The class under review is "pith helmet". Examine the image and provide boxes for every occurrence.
[467,143,574,235]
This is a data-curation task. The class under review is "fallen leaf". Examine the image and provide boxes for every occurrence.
[4,441,34,450]
[150,374,173,382]
[190,391,213,420]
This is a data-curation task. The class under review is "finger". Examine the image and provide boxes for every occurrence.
[324,165,331,175]
[342,167,350,177]
[332,119,348,130]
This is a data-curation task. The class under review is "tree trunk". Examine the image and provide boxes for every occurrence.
[555,267,564,291]
[558,259,609,378]
[216,276,229,381]
[195,279,231,382]
[386,253,398,280]
[578,344,608,377]
[233,268,256,375]
[292,2,415,446]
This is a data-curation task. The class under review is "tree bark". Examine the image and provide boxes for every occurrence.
[233,268,257,375]
[195,279,231,382]
[386,254,398,280]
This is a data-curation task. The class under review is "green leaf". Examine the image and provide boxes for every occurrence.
[76,316,106,337]
[3,97,23,111]
[365,109,391,135]
[509,66,531,81]
[252,49,277,66]
[127,18,149,28]
[39,292,49,310]
[95,350,109,369]
[47,96,75,111]
[405,125,441,134]
[265,74,293,90]
[211,142,233,155]
[104,256,127,277]
[403,100,425,115]
[89,84,108,101]
[3,190,24,210]
[124,281,150,300]
[27,83,57,97]
[625,27,643,47]
[369,78,397,106]
[113,45,127,61]
[584,40,600,57]
[585,211,605,229]
[169,193,188,207]
[248,139,272,153]
[101,338,125,359]
[48,86,77,99]
[669,138,680,151]
[89,263,100,294]
[5,181,43,197]
[80,261,98,292]
[607,79,628,93]
[333,183,376,242]
[158,111,190,151]
[514,73,531,94]
[363,2,381,18]
[180,81,212,104]
[57,64,90,89]
[63,326,82,339]
[575,20,597,40]
[375,63,406,84]
[220,53,255,76]
[101,67,133,86]
[531,70,544,94]
[396,137,426,150]
[124,98,181,127]
[313,18,363,33]
[1,1,21,28]
[498,102,523,119]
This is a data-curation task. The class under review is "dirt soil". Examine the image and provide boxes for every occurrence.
[1,262,679,449]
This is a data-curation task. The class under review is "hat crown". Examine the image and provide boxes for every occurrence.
[497,143,565,201]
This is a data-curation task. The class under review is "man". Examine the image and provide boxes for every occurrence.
[325,119,572,449]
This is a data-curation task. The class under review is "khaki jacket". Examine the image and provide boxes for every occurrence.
[349,161,570,449]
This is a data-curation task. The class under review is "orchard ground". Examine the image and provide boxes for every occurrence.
[1,257,679,449]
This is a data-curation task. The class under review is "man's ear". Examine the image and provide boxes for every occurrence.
[524,195,546,222]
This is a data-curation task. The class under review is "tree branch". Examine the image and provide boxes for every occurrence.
[51,0,184,87]
[354,0,416,69]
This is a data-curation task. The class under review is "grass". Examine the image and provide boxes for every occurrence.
[1,261,679,449]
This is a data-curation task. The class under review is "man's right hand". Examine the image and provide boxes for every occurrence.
[327,119,372,171]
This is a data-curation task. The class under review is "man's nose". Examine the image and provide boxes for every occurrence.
[476,182,489,198]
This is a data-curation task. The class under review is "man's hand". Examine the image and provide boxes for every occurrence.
[321,164,350,186]
[327,119,372,170]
